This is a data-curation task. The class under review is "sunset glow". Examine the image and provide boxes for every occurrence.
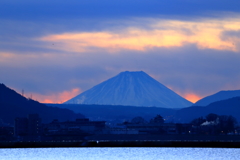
[184,93,202,103]
[29,88,81,104]
[31,89,202,104]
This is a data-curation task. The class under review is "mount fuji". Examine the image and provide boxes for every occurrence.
[64,71,192,108]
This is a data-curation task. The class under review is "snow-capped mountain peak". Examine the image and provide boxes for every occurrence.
[64,71,192,108]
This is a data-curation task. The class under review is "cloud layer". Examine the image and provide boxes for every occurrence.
[39,17,240,53]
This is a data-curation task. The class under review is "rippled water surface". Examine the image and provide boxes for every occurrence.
[0,148,240,160]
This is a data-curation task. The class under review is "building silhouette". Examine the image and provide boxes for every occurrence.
[28,114,41,135]
[14,114,42,137]
[14,117,28,136]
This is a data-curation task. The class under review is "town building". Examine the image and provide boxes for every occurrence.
[14,114,42,141]
[124,123,177,134]
[14,117,28,136]
[43,118,106,135]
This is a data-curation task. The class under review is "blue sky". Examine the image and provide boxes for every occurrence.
[1,0,240,103]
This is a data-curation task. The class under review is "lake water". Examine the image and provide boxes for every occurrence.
[0,148,239,160]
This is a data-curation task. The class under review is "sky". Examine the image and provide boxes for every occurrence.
[1,0,240,103]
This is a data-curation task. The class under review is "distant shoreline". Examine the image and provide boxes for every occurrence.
[2,134,240,148]
[1,140,240,148]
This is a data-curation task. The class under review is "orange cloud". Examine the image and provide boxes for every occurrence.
[28,88,81,104]
[39,16,240,53]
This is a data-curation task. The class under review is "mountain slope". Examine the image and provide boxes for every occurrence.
[64,71,192,108]
[193,90,240,106]
[0,83,84,125]
[174,96,240,123]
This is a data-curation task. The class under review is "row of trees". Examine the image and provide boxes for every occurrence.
[124,114,164,124]
[191,113,237,135]
[124,113,238,135]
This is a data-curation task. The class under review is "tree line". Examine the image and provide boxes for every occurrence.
[125,113,238,135]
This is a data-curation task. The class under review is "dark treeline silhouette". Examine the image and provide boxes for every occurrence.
[120,114,238,135]
[0,112,239,143]
[123,114,165,125]
[191,113,237,135]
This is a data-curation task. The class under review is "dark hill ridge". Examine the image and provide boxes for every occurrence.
[174,96,240,123]
[193,90,240,107]
[0,83,84,125]
[64,71,192,108]
[46,103,177,124]
[49,96,240,124]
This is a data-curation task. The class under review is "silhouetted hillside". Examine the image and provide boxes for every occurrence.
[193,90,240,106]
[0,83,84,125]
[46,96,240,124]
[46,103,177,124]
[174,97,240,123]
